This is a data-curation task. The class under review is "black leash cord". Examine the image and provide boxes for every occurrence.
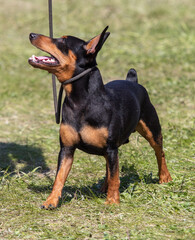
[47,1,96,124]
[48,0,60,124]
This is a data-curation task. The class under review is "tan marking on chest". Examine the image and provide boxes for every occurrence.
[60,124,80,146]
[80,126,108,148]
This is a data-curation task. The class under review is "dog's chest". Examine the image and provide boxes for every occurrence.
[79,125,108,148]
[60,123,108,148]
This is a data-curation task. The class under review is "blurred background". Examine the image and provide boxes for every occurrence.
[0,0,194,239]
[0,0,194,135]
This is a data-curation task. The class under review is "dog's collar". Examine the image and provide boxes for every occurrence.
[55,65,97,124]
[61,65,97,85]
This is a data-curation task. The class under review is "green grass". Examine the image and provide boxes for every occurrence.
[0,0,194,239]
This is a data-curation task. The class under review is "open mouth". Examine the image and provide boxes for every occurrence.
[28,54,59,66]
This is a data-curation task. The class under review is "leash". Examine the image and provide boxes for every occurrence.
[48,0,97,124]
[48,0,59,123]
[61,66,97,86]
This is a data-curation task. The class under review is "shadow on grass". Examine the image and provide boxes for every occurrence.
[28,163,159,205]
[120,163,159,188]
[0,142,50,176]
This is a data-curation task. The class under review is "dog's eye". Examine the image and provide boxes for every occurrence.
[56,38,66,45]
[56,39,69,54]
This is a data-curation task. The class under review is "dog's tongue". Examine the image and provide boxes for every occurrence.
[34,56,52,60]
[37,56,49,60]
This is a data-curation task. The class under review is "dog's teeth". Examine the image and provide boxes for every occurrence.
[42,58,55,63]
[32,55,36,61]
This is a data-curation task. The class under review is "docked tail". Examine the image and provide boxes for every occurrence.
[126,68,138,83]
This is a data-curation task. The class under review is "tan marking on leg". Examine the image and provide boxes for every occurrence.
[136,120,156,146]
[136,120,172,183]
[42,157,73,209]
[80,126,108,148]
[105,156,120,204]
[60,124,80,146]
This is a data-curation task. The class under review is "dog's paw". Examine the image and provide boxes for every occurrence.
[105,197,120,205]
[105,191,120,205]
[41,196,60,210]
[159,173,172,184]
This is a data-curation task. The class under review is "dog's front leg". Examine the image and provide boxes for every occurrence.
[100,159,108,193]
[41,147,75,209]
[105,147,120,204]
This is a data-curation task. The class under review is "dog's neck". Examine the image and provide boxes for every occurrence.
[64,67,105,103]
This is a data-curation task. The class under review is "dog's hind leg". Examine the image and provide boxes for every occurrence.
[136,103,172,183]
[104,147,120,204]
[41,146,75,209]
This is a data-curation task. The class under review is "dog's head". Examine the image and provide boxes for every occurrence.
[28,26,110,82]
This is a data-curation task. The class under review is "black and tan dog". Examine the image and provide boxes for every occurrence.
[28,26,172,209]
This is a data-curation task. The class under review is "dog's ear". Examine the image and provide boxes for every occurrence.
[84,26,110,56]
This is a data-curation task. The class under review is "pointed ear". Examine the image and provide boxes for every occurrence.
[84,26,110,55]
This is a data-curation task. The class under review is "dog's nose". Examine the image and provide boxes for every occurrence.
[29,33,37,41]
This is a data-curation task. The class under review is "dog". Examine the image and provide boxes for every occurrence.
[28,26,172,209]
